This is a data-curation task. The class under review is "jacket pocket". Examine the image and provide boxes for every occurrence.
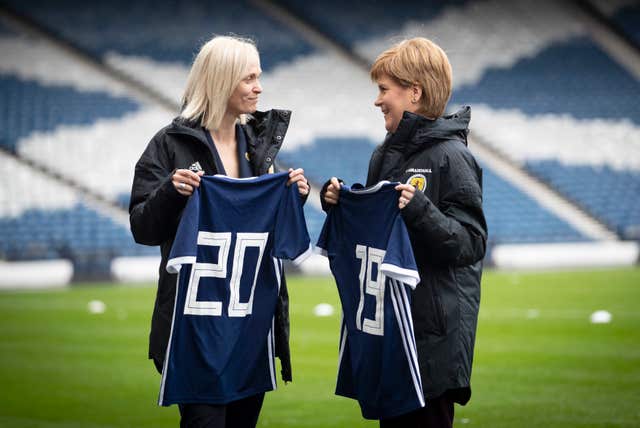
[431,288,447,336]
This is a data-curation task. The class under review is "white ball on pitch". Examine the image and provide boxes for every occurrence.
[590,310,612,324]
[88,300,106,314]
[313,303,334,317]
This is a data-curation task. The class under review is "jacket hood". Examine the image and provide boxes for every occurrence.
[390,106,471,155]
[165,115,212,149]
[166,109,291,142]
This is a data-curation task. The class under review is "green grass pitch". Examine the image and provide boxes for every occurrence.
[0,268,639,427]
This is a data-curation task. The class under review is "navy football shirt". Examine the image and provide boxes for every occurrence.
[159,172,311,406]
[317,181,424,419]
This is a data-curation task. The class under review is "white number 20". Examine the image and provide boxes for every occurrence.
[355,244,386,336]
[184,232,268,317]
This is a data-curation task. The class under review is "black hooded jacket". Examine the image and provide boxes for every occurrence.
[322,106,487,403]
[129,109,295,381]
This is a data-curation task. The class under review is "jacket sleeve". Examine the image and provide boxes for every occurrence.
[129,134,188,246]
[400,150,487,267]
[319,178,344,212]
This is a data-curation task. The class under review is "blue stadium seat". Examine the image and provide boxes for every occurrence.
[451,37,640,124]
[0,75,140,151]
[3,0,315,72]
[272,0,466,48]
[0,203,158,262]
[527,160,640,239]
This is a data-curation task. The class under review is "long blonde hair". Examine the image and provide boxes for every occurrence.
[181,35,259,130]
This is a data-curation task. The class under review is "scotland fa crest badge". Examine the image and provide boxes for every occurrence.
[407,174,426,192]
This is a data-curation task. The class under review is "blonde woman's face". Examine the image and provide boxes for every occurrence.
[227,61,262,117]
[374,74,419,133]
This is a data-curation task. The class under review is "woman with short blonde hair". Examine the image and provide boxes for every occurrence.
[130,34,309,428]
[369,37,452,119]
[323,37,487,428]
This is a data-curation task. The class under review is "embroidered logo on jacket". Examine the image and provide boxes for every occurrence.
[405,168,432,174]
[407,174,426,192]
[189,162,203,173]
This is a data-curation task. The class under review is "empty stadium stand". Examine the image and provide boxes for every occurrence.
[0,152,157,279]
[271,0,640,242]
[1,0,638,282]
[3,0,316,68]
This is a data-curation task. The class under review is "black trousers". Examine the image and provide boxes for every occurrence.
[178,393,265,428]
[379,393,454,428]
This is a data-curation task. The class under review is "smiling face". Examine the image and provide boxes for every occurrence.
[374,74,421,133]
[227,60,262,117]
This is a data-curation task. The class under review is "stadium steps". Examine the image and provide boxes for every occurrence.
[579,0,640,58]
[572,0,640,80]
[251,0,371,70]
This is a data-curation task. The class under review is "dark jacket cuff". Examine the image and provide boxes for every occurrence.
[319,178,343,212]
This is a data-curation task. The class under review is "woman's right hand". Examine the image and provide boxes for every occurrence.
[173,169,204,196]
[323,177,341,205]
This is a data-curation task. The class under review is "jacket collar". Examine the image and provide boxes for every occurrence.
[386,106,471,156]
[166,116,208,146]
[242,109,291,149]
[165,109,292,147]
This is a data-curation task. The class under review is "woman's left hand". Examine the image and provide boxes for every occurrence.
[395,183,416,209]
[287,168,310,197]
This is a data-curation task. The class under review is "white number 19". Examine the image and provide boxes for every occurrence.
[355,244,386,336]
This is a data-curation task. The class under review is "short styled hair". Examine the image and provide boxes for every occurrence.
[181,35,259,130]
[370,37,452,118]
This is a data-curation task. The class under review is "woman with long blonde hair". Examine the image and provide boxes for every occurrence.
[130,35,308,427]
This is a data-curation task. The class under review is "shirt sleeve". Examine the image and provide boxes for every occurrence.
[380,214,420,288]
[166,188,200,273]
[273,183,312,265]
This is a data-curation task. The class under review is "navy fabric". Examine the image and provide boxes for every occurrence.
[160,172,310,405]
[317,181,423,419]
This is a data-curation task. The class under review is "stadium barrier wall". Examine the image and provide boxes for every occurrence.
[0,259,73,289]
[492,241,639,270]
[110,256,161,283]
[1,241,637,288]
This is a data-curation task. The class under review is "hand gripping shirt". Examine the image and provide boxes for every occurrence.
[317,181,424,419]
[159,172,311,406]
